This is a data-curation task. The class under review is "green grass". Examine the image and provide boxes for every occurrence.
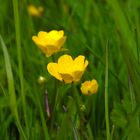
[0,0,140,139]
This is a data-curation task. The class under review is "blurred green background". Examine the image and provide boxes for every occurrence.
[0,0,140,139]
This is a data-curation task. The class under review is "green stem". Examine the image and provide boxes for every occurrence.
[12,0,28,137]
[110,125,115,140]
[72,84,81,140]
[73,84,81,109]
[105,40,110,140]
[128,77,139,127]
[50,80,59,131]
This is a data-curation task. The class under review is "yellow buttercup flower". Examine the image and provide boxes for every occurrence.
[32,30,66,57]
[28,5,44,17]
[80,79,98,95]
[47,54,88,83]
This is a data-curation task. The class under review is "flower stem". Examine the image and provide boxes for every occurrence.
[50,80,59,131]
[105,40,110,140]
[72,84,80,140]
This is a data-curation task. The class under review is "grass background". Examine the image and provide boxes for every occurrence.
[0,0,140,139]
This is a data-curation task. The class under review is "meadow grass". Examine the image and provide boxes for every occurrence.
[0,0,140,139]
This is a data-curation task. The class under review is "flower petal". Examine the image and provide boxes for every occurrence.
[47,63,62,81]
[48,30,62,41]
[56,36,66,49]
[90,80,98,93]
[58,55,74,73]
[59,73,73,83]
[74,55,88,71]
[80,81,91,95]
[46,45,59,56]
[84,60,88,68]
[73,71,84,82]
[32,36,40,45]
[32,36,47,50]
[38,31,48,38]
[58,30,64,37]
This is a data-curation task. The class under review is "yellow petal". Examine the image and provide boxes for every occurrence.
[58,30,64,37]
[45,45,59,57]
[58,55,74,73]
[48,30,61,40]
[80,81,91,95]
[47,63,62,81]
[59,73,73,83]
[32,36,48,54]
[73,71,84,82]
[32,36,39,44]
[58,54,73,65]
[74,55,85,65]
[56,36,66,49]
[90,80,98,93]
[74,55,88,71]
[32,36,45,48]
[84,60,88,68]
[38,31,48,38]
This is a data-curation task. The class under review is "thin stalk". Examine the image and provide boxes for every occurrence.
[72,84,81,140]
[134,28,140,64]
[34,90,50,140]
[0,83,7,96]
[73,84,81,109]
[110,125,115,140]
[128,76,136,111]
[50,80,60,131]
[128,76,139,127]
[105,40,110,140]
[12,0,28,137]
[70,117,80,140]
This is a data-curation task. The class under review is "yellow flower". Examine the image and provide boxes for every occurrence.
[80,79,98,95]
[32,30,66,57]
[47,54,88,83]
[28,5,44,17]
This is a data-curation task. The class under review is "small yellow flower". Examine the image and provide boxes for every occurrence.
[47,54,88,83]
[80,79,98,95]
[32,30,66,57]
[28,5,44,17]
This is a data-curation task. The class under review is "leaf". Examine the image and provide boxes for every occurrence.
[111,102,127,128]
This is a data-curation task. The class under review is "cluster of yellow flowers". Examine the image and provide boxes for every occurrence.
[32,28,98,95]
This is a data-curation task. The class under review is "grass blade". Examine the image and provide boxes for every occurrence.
[12,0,29,137]
[0,35,27,139]
[105,40,110,140]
